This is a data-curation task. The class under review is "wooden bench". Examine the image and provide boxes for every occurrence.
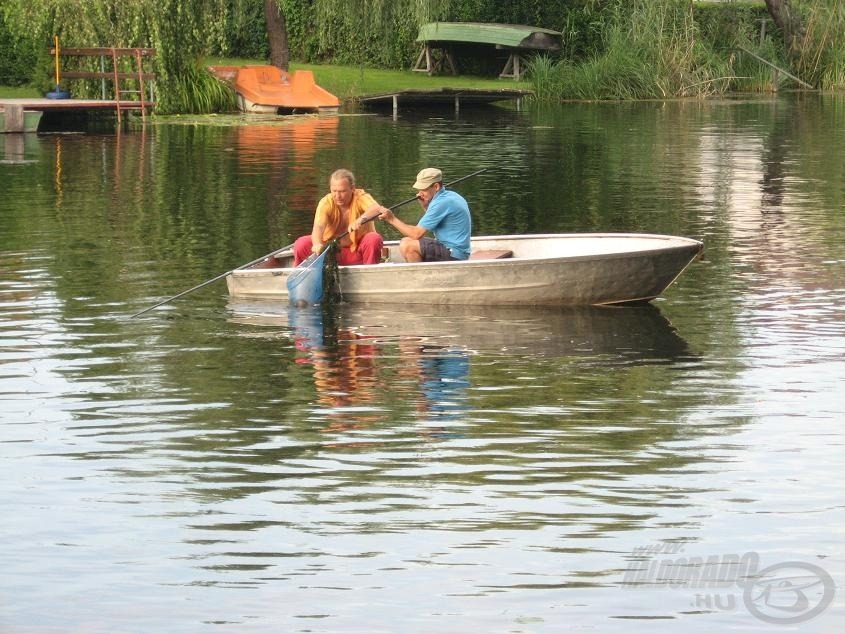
[469,249,513,260]
[378,248,512,262]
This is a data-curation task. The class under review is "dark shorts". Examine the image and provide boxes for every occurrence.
[419,237,458,262]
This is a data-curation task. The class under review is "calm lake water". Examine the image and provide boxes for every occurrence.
[1,95,843,632]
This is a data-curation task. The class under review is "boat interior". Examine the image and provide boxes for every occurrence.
[251,243,513,269]
[247,234,698,270]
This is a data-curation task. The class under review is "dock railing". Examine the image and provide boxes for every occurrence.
[49,47,156,122]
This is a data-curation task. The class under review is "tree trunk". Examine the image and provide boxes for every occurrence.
[764,0,805,58]
[264,0,289,71]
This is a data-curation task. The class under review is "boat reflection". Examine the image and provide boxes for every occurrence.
[228,299,692,362]
[228,300,693,433]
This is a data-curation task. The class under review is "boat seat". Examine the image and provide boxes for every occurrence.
[469,249,513,260]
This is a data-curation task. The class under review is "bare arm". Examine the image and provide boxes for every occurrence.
[310,219,325,254]
[371,204,427,240]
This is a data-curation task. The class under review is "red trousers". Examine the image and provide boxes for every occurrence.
[293,232,384,266]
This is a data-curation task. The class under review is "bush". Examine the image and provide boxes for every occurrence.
[0,9,40,86]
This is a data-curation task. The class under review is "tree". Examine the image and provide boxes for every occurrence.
[764,0,805,60]
[264,0,289,70]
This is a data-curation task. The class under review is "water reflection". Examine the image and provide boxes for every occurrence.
[234,117,340,240]
[287,304,475,432]
[229,299,692,363]
[288,306,382,431]
[221,300,711,506]
[227,300,701,454]
[0,133,36,164]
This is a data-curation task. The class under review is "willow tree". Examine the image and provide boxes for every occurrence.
[3,0,235,113]
[310,0,453,65]
[312,0,452,25]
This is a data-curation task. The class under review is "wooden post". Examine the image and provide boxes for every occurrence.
[736,46,814,89]
[413,45,429,73]
[100,55,107,99]
[499,51,523,80]
[4,132,24,160]
[445,50,457,75]
[4,104,25,132]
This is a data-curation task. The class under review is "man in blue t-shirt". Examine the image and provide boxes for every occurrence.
[371,168,471,262]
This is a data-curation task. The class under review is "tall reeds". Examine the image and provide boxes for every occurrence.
[530,0,733,101]
[797,1,845,90]
[165,59,237,114]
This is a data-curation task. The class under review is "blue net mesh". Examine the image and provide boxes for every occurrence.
[287,253,325,305]
[286,244,342,306]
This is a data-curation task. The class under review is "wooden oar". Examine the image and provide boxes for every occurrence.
[129,243,295,318]
[287,168,487,305]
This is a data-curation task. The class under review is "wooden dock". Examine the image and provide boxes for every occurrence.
[357,88,531,116]
[2,47,155,132]
[0,98,128,133]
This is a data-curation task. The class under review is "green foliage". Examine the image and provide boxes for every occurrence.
[530,0,733,101]
[223,0,268,59]
[309,0,424,67]
[730,37,789,92]
[0,0,236,113]
[795,1,845,89]
[557,2,609,62]
[167,59,238,114]
[0,5,41,86]
[694,0,769,51]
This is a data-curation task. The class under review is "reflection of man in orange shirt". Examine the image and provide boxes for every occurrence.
[311,333,378,406]
[290,308,380,431]
[293,169,384,266]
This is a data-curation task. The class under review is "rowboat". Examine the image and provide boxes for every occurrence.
[225,233,703,306]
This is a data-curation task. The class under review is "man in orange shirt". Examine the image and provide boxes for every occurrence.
[293,169,385,266]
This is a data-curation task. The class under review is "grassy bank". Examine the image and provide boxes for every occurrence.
[0,85,39,98]
[208,58,530,100]
[527,1,845,100]
[0,60,528,103]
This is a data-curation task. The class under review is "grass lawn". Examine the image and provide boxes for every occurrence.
[0,85,40,98]
[207,58,531,99]
[0,60,530,100]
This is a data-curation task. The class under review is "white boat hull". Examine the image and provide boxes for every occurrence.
[226,234,703,306]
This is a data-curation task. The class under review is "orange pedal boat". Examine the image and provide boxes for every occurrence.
[212,65,340,113]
